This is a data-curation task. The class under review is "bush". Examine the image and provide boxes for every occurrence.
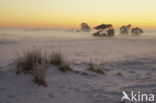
[49,51,64,66]
[16,48,47,74]
[87,60,105,75]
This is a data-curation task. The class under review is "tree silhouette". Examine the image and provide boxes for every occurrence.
[131,27,144,36]
[94,24,112,30]
[93,24,115,37]
[120,24,131,34]
[80,23,91,32]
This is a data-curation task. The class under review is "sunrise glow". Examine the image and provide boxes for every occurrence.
[0,0,156,29]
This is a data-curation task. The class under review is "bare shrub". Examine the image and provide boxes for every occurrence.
[49,51,64,66]
[87,60,105,75]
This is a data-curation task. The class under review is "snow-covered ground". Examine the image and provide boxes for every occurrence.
[0,29,156,103]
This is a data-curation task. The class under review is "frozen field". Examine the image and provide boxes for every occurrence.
[0,29,156,103]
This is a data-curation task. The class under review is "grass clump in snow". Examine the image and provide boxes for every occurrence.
[49,51,64,66]
[33,62,48,87]
[49,51,73,72]
[87,60,105,75]
[15,48,48,87]
[16,48,48,74]
[59,61,72,72]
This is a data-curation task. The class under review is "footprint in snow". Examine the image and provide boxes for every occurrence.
[129,70,135,73]
[7,95,15,99]
[6,100,11,103]
[47,93,55,98]
[0,88,8,91]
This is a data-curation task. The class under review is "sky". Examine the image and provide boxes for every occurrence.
[0,0,156,29]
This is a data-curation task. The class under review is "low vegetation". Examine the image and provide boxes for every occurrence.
[16,48,48,74]
[16,48,48,86]
[49,51,65,66]
[87,60,105,75]
[15,48,111,87]
[49,51,73,72]
[33,62,48,87]
[15,48,73,87]
[59,61,72,72]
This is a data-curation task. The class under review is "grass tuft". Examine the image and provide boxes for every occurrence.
[49,51,73,72]
[16,48,48,74]
[59,61,72,72]
[15,48,48,87]
[49,51,64,66]
[33,62,48,87]
[87,60,105,75]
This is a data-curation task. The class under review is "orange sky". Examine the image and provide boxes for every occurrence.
[0,0,156,29]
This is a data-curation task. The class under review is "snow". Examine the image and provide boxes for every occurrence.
[0,29,156,103]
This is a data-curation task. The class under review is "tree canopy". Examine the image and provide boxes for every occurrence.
[120,24,131,34]
[94,24,112,30]
[93,24,115,37]
[80,23,91,32]
[131,27,144,36]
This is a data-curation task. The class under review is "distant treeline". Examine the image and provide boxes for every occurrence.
[76,22,144,37]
